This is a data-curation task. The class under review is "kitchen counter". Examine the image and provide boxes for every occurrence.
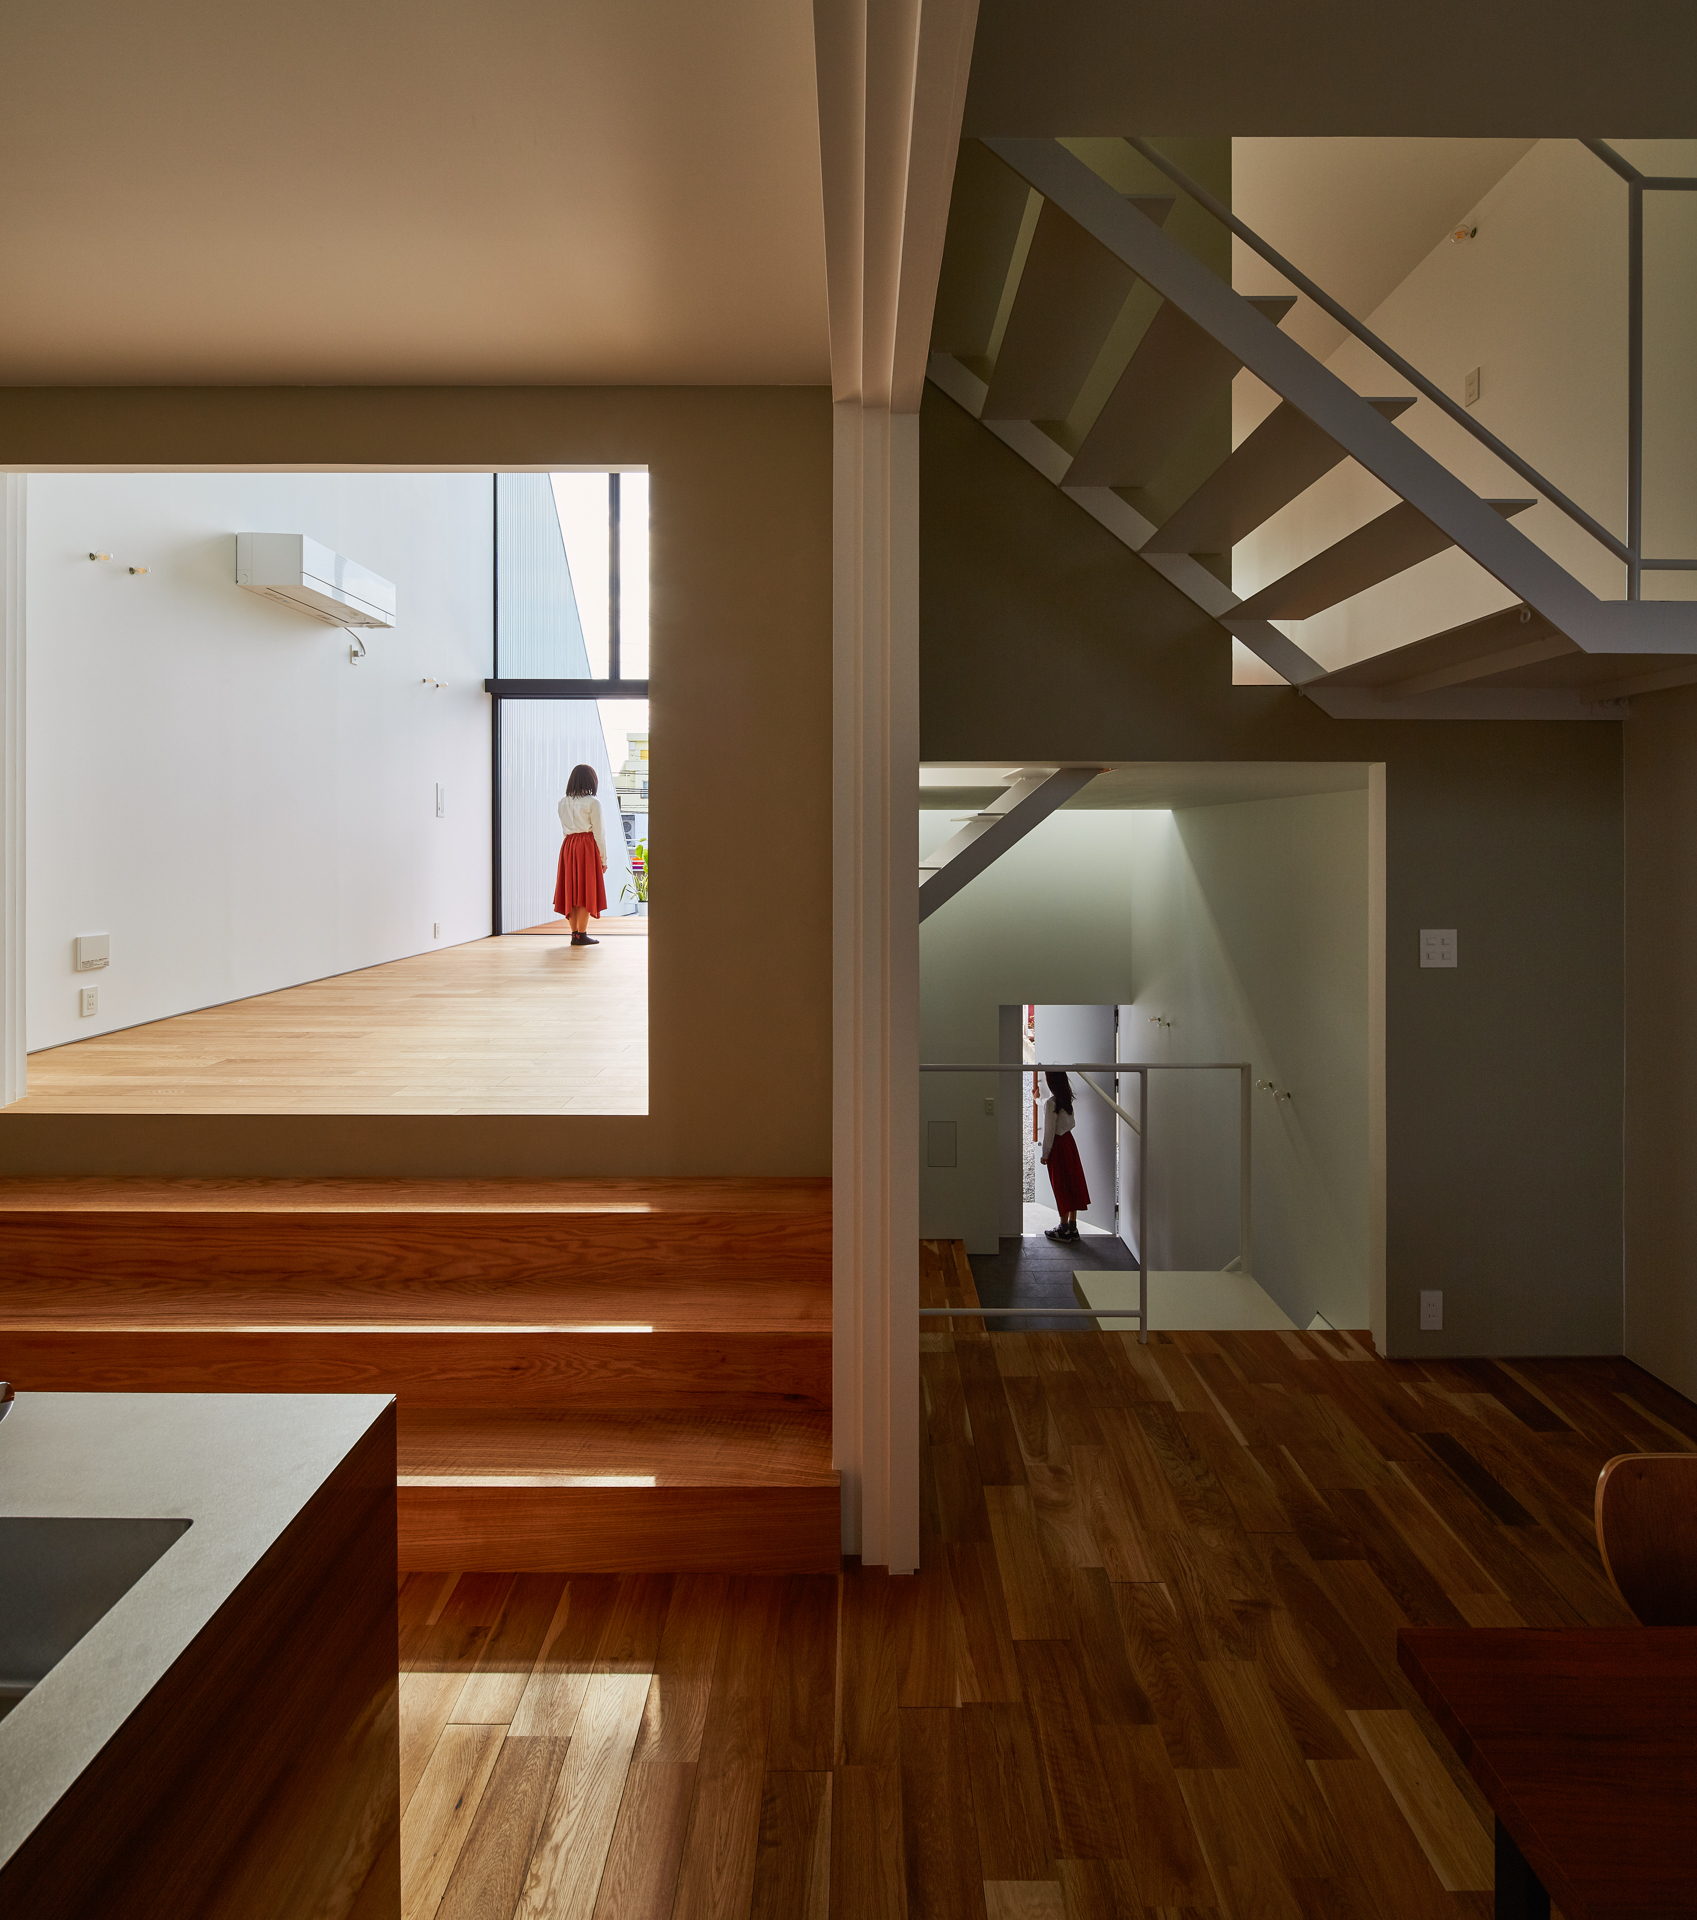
[0,1391,398,1919]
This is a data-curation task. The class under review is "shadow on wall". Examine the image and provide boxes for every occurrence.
[919,790,1370,1328]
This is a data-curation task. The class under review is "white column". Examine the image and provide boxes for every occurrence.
[815,0,977,1572]
[1,474,24,1109]
[833,404,920,1572]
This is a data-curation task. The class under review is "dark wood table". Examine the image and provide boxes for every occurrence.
[1399,1627,1697,1920]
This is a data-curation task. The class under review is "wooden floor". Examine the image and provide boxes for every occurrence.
[11,934,646,1114]
[371,1241,1697,1920]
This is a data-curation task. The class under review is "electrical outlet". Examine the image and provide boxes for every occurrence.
[1420,929,1458,968]
[1419,1289,1443,1331]
[983,1097,996,1116]
[79,986,98,1018]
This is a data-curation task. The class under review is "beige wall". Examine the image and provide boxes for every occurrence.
[0,386,833,1176]
[1624,684,1697,1399]
[923,384,1624,1359]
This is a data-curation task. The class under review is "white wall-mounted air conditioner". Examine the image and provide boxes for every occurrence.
[236,533,397,628]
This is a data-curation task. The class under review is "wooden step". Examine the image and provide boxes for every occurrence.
[0,1174,837,1571]
[0,1324,830,1408]
[0,1177,831,1289]
[395,1408,839,1573]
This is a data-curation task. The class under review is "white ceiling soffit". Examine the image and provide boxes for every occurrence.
[921,762,1371,809]
[1230,139,1536,361]
[0,0,829,385]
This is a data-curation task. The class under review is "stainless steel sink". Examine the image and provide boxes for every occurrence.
[0,1517,192,1722]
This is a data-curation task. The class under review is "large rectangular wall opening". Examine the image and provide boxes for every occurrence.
[8,466,651,1116]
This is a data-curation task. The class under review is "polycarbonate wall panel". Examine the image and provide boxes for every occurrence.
[495,474,594,678]
[499,701,636,931]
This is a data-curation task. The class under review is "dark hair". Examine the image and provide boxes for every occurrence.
[566,764,598,797]
[1045,1070,1073,1114]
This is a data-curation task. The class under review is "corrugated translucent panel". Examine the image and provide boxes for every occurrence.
[496,474,593,678]
[499,701,636,931]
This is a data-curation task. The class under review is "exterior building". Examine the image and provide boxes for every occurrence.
[615,731,649,852]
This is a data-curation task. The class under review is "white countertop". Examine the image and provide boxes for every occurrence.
[0,1391,392,1874]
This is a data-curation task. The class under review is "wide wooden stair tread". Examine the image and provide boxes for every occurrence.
[0,1176,837,1573]
[398,1407,835,1487]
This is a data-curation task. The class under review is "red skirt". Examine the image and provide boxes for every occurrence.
[1046,1131,1090,1215]
[553,832,607,918]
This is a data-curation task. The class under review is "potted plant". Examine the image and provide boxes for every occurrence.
[621,840,648,913]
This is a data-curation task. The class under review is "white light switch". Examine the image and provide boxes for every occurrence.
[984,1097,996,1116]
[79,986,99,1018]
[435,783,445,818]
[1420,929,1457,968]
[1420,1289,1443,1331]
[74,932,110,971]
[1464,366,1481,407]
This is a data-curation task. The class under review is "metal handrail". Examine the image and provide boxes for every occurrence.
[1121,135,1633,570]
[921,1059,1255,1344]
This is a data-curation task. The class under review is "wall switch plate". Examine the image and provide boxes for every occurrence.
[433,923,440,940]
[1464,366,1481,407]
[74,932,110,971]
[435,783,445,818]
[1419,1289,1443,1330]
[79,986,99,1018]
[984,1097,996,1116]
[1420,929,1458,968]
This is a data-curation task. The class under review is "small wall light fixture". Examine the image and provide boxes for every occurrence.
[128,566,149,575]
[88,551,112,562]
[1450,223,1478,244]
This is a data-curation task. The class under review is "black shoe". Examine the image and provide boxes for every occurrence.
[1044,1225,1072,1243]
[571,932,599,945]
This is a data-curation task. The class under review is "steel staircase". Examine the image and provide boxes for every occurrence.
[927,137,1697,719]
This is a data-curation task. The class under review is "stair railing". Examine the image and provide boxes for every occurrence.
[918,1059,1254,1345]
[1120,136,1632,576]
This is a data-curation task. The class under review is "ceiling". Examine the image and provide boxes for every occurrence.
[963,0,1697,138]
[1231,139,1536,360]
[921,762,1371,813]
[0,0,830,385]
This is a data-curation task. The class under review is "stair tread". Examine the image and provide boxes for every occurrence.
[1066,293,1296,489]
[1235,496,1535,620]
[0,1176,829,1216]
[397,1407,836,1488]
[0,1278,829,1333]
[1143,395,1416,554]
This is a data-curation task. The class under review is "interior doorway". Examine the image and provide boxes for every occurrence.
[1027,1004,1117,1236]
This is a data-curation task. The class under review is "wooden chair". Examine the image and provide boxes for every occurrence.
[1595,1452,1697,1624]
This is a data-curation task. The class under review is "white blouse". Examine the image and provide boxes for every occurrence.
[557,793,608,863]
[1040,1096,1075,1163]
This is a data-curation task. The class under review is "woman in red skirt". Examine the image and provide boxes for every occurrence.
[554,763,609,946]
[1040,1070,1090,1244]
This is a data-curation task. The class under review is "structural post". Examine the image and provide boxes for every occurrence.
[1138,1068,1148,1345]
[1628,176,1644,601]
[1,474,24,1110]
[1240,1063,1253,1279]
[815,0,977,1572]
[832,401,921,1571]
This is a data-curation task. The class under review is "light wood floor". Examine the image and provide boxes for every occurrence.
[12,936,646,1115]
[369,1241,1695,1920]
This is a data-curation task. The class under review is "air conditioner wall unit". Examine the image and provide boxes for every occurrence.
[236,533,397,628]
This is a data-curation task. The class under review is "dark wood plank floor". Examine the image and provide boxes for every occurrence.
[371,1240,1697,1920]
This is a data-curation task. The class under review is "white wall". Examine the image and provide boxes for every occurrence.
[919,791,1371,1328]
[1233,138,1697,679]
[26,472,492,1052]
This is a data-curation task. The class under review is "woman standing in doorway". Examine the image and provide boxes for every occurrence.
[1040,1069,1090,1244]
[554,764,608,946]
